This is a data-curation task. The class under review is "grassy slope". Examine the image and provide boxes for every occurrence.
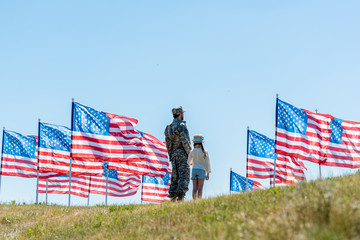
[0,172,359,240]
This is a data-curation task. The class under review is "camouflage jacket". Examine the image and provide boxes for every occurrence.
[164,119,191,159]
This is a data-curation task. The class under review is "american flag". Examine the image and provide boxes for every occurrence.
[270,179,287,186]
[246,130,276,179]
[71,102,145,176]
[108,131,169,178]
[1,131,38,178]
[230,170,265,193]
[38,174,91,198]
[1,131,58,178]
[324,118,360,168]
[271,155,307,185]
[276,99,332,164]
[141,168,172,203]
[38,123,71,174]
[88,161,141,197]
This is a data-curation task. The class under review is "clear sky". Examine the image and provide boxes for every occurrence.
[0,1,359,205]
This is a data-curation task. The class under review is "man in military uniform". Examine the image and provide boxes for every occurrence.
[165,106,191,201]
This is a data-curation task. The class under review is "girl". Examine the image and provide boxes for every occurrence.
[187,134,211,199]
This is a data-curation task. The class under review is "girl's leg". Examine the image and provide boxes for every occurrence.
[197,179,205,199]
[192,179,198,199]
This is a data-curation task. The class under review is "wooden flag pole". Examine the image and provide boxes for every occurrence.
[35,119,41,204]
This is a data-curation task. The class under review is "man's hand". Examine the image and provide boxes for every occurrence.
[206,173,209,181]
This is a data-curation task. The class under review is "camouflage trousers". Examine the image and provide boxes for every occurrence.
[169,155,190,198]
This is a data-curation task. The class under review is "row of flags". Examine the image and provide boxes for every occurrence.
[0,102,172,204]
[232,97,360,193]
[247,129,307,186]
[3,97,358,199]
[276,98,360,168]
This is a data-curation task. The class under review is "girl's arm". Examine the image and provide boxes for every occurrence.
[205,152,211,175]
[187,150,194,166]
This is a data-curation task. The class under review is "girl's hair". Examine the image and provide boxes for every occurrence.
[194,143,207,158]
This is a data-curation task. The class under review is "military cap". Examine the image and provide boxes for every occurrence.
[172,106,186,115]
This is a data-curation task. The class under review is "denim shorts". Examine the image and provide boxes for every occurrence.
[191,168,206,180]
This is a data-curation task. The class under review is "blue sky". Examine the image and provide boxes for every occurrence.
[0,1,359,205]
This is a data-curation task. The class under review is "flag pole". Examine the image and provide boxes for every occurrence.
[69,98,75,207]
[105,164,109,205]
[140,175,144,204]
[45,178,48,204]
[315,109,322,179]
[87,176,91,206]
[272,154,278,188]
[229,168,232,195]
[245,126,249,191]
[0,127,5,193]
[273,94,280,188]
[36,119,41,204]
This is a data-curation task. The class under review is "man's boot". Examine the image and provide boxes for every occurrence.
[167,193,177,202]
[177,193,185,202]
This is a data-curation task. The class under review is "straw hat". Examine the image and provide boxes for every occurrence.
[192,134,205,143]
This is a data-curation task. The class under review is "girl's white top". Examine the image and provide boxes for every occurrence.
[187,148,211,174]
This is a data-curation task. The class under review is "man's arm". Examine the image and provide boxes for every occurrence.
[165,125,174,159]
[179,124,191,155]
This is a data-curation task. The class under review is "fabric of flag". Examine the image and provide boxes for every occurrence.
[38,174,90,198]
[88,161,141,197]
[276,99,332,164]
[246,130,276,179]
[108,131,169,178]
[270,178,288,186]
[38,123,71,174]
[324,118,360,168]
[141,168,172,203]
[71,102,146,176]
[230,171,265,193]
[272,155,307,184]
[1,131,38,178]
[1,131,58,178]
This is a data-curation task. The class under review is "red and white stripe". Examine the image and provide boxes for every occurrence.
[38,175,91,198]
[38,148,70,174]
[71,114,147,176]
[270,179,288,186]
[252,180,266,190]
[108,132,169,178]
[89,172,141,197]
[1,141,61,179]
[246,154,274,179]
[142,169,172,203]
[324,120,360,169]
[1,154,39,178]
[276,110,332,164]
[273,156,306,184]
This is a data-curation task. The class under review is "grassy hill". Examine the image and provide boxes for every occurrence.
[1,172,359,240]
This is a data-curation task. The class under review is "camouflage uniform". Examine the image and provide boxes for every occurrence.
[165,107,191,200]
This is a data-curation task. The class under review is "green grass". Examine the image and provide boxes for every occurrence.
[1,172,360,239]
